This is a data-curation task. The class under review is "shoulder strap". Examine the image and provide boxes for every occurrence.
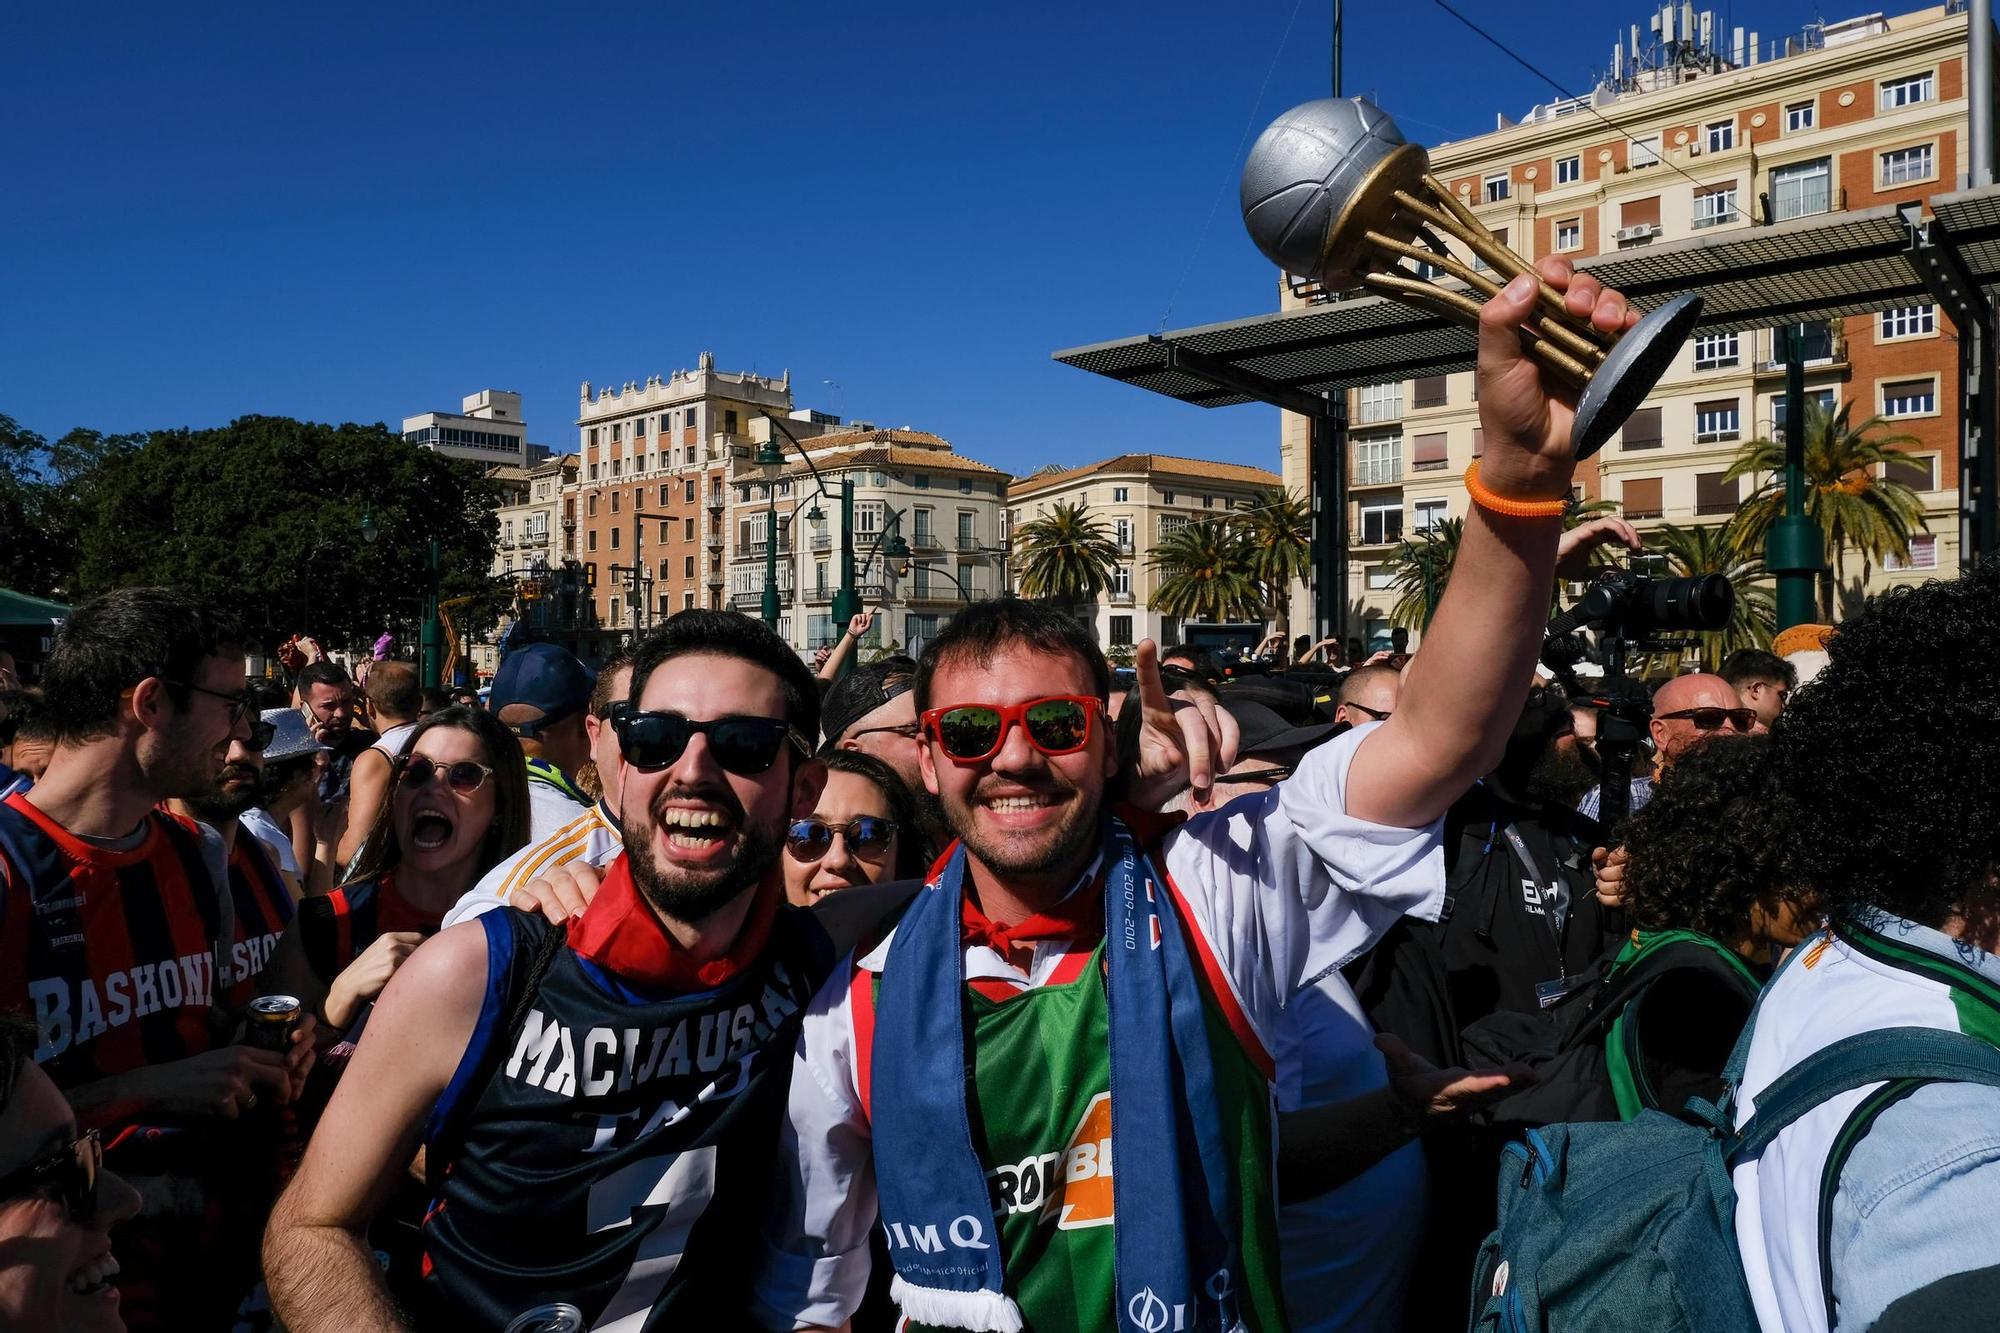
[1727,1026,2000,1162]
[1563,933,1759,1052]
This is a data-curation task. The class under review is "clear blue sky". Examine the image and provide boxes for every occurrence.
[1,0,1826,478]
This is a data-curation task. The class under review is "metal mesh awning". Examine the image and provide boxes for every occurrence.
[1054,184,2000,408]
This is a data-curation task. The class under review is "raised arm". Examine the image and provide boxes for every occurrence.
[816,612,876,683]
[263,921,488,1332]
[1348,258,1637,828]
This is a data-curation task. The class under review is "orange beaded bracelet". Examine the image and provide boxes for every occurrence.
[1463,460,1569,519]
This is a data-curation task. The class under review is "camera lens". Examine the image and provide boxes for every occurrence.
[1646,574,1733,631]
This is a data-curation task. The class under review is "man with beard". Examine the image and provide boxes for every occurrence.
[167,714,297,945]
[265,611,866,1330]
[757,257,1648,1333]
[0,588,315,1331]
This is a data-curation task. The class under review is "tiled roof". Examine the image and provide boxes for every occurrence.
[1007,453,1280,498]
[791,443,1010,479]
[800,427,952,452]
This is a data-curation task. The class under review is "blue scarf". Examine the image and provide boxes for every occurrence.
[870,820,1248,1331]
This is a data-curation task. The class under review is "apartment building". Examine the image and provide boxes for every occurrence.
[1006,453,1283,651]
[403,389,541,467]
[572,353,845,648]
[472,453,579,678]
[733,427,1011,660]
[1279,1,1970,643]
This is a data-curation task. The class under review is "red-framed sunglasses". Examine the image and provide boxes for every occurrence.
[920,695,1102,763]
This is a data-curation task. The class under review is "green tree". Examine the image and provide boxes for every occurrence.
[1647,520,1777,671]
[1231,487,1313,649]
[75,415,503,651]
[1385,518,1462,631]
[1011,501,1121,606]
[1149,520,1261,623]
[1724,401,1926,620]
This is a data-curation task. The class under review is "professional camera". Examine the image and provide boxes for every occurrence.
[1540,563,1734,829]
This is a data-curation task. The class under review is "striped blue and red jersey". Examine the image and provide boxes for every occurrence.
[0,792,293,1092]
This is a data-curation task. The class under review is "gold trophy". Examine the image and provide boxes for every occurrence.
[1241,97,1702,460]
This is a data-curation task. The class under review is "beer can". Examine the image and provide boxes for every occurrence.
[243,995,302,1052]
[505,1304,585,1333]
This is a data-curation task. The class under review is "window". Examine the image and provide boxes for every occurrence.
[959,478,973,494]
[1354,435,1402,485]
[1412,432,1448,471]
[911,508,933,543]
[723,410,739,434]
[912,563,931,597]
[1109,615,1134,647]
[587,494,598,517]
[610,491,621,514]
[957,511,976,548]
[1880,144,1934,187]
[1365,565,1396,590]
[1771,159,1831,221]
[1112,486,1129,502]
[684,555,695,577]
[1162,490,1176,505]
[588,428,600,448]
[685,479,697,503]
[1694,400,1741,444]
[1880,305,1937,339]
[610,459,622,478]
[1693,331,1740,369]
[1358,501,1402,545]
[1414,498,1448,532]
[1785,99,1816,132]
[684,518,694,540]
[1630,134,1661,169]
[1705,120,1734,154]
[1113,566,1132,596]
[610,596,621,625]
[610,527,621,550]
[1483,172,1510,203]
[1880,72,1935,110]
[587,530,598,552]
[1113,517,1132,549]
[1621,406,1663,451]
[634,417,647,438]
[1772,389,1837,443]
[1693,185,1736,229]
[1882,378,1937,417]
[1885,453,1939,492]
[588,463,599,481]
[1695,471,1739,515]
[1413,375,1447,408]
[1556,219,1581,250]
[1884,534,1939,571]
[1160,514,1190,539]
[1556,154,1581,185]
[611,423,621,443]
[1621,477,1664,519]
[1202,495,1215,510]
[683,590,696,611]
[1356,381,1402,424]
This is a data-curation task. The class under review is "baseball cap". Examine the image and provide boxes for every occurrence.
[258,708,332,762]
[820,656,917,750]
[1219,696,1336,759]
[490,643,596,735]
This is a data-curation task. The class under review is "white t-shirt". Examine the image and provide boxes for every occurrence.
[370,720,419,760]
[1271,971,1427,1333]
[439,801,623,929]
[239,806,300,878]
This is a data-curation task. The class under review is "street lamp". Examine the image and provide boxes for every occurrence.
[756,437,784,630]
[761,414,872,677]
[1767,323,1826,630]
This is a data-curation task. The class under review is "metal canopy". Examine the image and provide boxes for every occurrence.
[1053,185,2000,408]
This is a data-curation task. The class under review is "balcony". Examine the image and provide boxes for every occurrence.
[1110,590,1135,606]
[730,589,793,612]
[956,535,982,552]
[1754,329,1847,377]
[811,534,833,551]
[911,531,943,552]
[1352,458,1404,488]
[1114,538,1134,555]
[522,530,549,547]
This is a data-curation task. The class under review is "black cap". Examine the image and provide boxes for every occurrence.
[820,656,916,749]
[1220,696,1336,759]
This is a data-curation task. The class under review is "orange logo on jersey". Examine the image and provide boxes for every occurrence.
[1801,938,1831,970]
[986,1091,1114,1230]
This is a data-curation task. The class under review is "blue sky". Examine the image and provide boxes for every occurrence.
[1,0,1827,478]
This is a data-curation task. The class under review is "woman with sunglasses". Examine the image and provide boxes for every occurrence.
[783,750,927,908]
[0,1016,143,1333]
[263,707,531,1045]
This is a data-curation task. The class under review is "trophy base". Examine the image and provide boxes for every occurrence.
[1571,292,1705,461]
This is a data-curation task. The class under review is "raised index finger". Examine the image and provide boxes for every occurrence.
[1134,640,1174,722]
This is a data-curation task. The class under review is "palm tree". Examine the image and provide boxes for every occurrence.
[1385,518,1462,630]
[1149,520,1262,623]
[1231,487,1314,651]
[1011,501,1121,606]
[1724,400,1927,620]
[1647,520,1776,671]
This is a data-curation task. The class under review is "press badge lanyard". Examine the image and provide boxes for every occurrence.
[1493,819,1574,1008]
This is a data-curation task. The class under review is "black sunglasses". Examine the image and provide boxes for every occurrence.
[244,717,278,751]
[615,711,809,776]
[1343,701,1392,722]
[786,816,899,861]
[0,1130,102,1224]
[397,754,495,794]
[165,680,253,727]
[1656,706,1757,733]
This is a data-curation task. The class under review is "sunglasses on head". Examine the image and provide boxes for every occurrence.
[1657,707,1757,733]
[786,816,899,861]
[920,696,1102,763]
[614,710,809,775]
[0,1130,101,1225]
[397,753,495,794]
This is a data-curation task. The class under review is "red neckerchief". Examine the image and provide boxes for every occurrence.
[566,852,780,992]
[958,856,1108,956]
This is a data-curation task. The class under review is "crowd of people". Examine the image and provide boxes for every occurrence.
[2,260,1996,1333]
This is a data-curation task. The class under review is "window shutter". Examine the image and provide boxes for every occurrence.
[1413,433,1449,468]
[1622,407,1663,450]
[1413,375,1448,408]
[1622,196,1662,228]
[1622,476,1664,518]
[1694,471,1738,514]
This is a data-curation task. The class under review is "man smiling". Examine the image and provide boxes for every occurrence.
[265,612,850,1330]
[759,256,1642,1331]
